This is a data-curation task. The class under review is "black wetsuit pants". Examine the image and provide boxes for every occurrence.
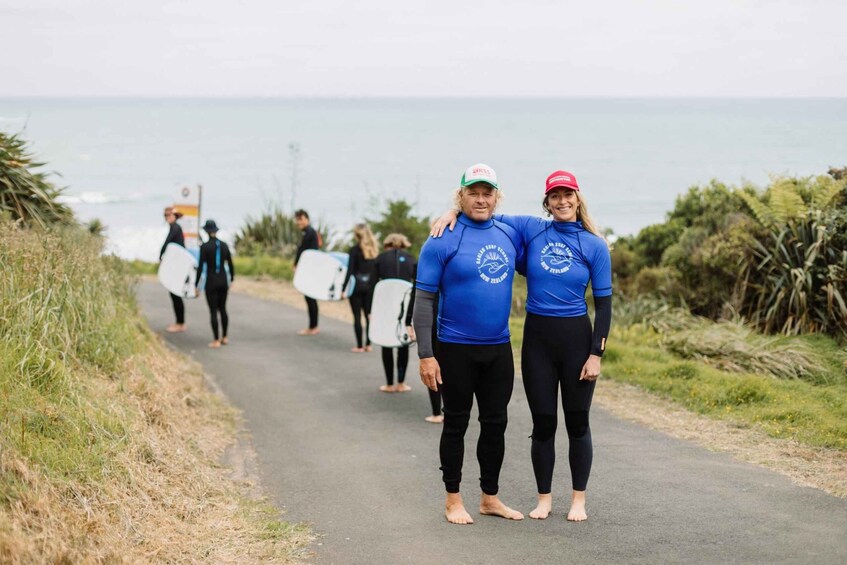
[169,292,185,324]
[381,346,408,385]
[205,286,229,340]
[305,296,319,329]
[522,313,595,493]
[437,341,514,495]
[349,291,371,348]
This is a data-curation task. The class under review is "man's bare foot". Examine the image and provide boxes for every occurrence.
[445,493,473,525]
[166,323,186,333]
[221,337,229,345]
[529,493,553,520]
[567,490,588,521]
[395,383,411,392]
[351,347,365,352]
[297,328,320,336]
[208,340,221,348]
[479,494,524,521]
[424,415,444,424]
[379,385,395,393]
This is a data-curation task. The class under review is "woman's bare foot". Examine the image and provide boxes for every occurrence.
[567,490,588,521]
[395,383,411,392]
[529,493,553,520]
[445,493,473,524]
[364,345,373,352]
[208,340,221,349]
[479,494,524,521]
[424,415,444,424]
[221,337,229,345]
[297,328,320,336]
[166,323,186,333]
[379,385,395,393]
[351,347,365,353]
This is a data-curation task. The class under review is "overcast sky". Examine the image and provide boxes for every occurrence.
[3,0,846,97]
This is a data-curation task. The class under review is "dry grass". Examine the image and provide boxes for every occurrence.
[0,337,314,563]
[232,278,847,499]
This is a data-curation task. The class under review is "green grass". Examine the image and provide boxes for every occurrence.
[233,254,294,280]
[0,229,141,495]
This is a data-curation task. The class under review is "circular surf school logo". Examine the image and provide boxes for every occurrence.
[540,242,574,274]
[476,245,510,284]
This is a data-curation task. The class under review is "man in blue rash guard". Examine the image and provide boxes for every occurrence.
[413,163,525,525]
[431,169,613,522]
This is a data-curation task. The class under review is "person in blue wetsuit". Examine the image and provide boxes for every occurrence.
[413,163,525,525]
[195,220,235,349]
[431,169,612,522]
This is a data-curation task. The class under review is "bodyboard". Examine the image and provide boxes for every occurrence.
[293,249,348,301]
[369,279,414,347]
[158,243,198,298]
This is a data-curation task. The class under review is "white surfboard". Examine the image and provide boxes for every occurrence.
[158,243,198,298]
[293,249,348,301]
[329,251,355,295]
[369,279,414,348]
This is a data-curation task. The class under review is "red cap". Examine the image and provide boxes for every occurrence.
[545,170,579,193]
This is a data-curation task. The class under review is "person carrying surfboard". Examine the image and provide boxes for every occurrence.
[160,205,187,333]
[194,219,234,348]
[413,163,525,525]
[294,209,321,335]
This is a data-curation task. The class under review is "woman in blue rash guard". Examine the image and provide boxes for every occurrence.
[431,169,612,522]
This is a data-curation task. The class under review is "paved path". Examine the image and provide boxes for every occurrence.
[139,283,847,564]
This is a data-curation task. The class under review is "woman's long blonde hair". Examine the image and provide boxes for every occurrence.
[543,190,603,238]
[353,223,379,259]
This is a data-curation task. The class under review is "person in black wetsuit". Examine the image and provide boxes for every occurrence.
[341,223,378,352]
[160,206,186,333]
[294,209,321,335]
[194,219,234,349]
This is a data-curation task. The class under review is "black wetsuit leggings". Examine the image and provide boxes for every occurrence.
[437,341,514,495]
[381,346,408,385]
[522,313,595,493]
[305,296,318,329]
[169,293,185,324]
[205,286,229,340]
[349,291,371,348]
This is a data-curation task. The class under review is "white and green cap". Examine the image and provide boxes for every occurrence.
[460,163,499,189]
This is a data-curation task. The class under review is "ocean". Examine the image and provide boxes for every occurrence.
[1,97,845,261]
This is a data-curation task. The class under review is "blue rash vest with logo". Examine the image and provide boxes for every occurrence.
[416,214,523,345]
[495,215,612,317]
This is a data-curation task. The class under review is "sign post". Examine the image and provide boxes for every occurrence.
[174,185,202,251]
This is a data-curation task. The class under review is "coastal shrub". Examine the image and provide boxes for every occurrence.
[366,198,432,257]
[0,132,74,228]
[236,207,331,258]
[738,175,847,338]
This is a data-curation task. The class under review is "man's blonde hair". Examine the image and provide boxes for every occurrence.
[452,184,503,215]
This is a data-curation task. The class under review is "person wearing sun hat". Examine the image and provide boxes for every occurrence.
[414,163,525,525]
[430,169,612,522]
[194,219,235,348]
[160,205,187,333]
